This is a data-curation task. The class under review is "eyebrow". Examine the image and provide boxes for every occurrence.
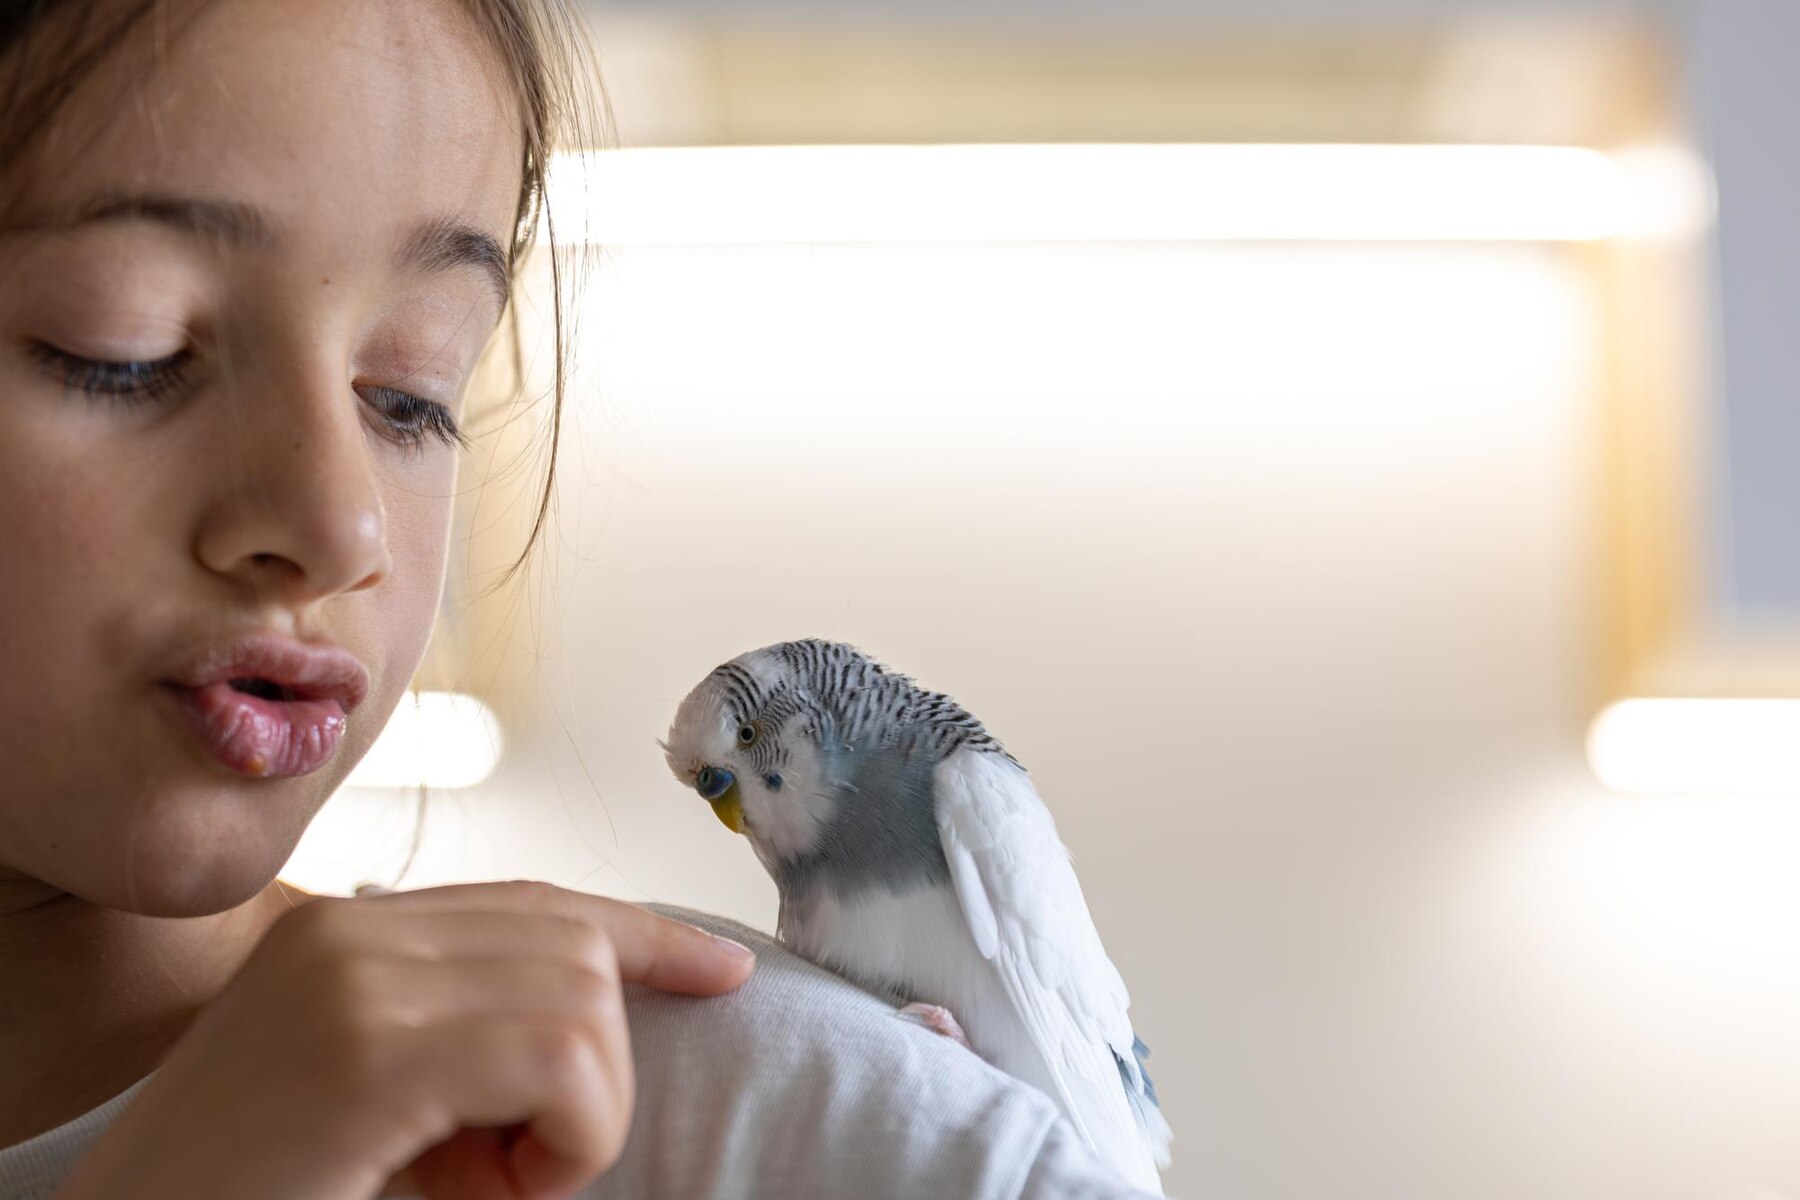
[76,193,277,250]
[395,214,513,314]
[69,193,512,312]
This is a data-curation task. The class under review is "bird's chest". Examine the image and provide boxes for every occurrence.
[781,883,1018,1051]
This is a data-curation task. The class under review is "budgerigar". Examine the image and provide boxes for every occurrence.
[662,638,1173,1192]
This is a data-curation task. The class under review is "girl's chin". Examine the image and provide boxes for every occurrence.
[101,859,292,919]
[91,789,319,917]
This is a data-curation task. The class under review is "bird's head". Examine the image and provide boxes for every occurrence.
[662,645,836,863]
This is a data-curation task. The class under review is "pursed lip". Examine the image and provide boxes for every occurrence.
[154,631,373,779]
[160,631,370,712]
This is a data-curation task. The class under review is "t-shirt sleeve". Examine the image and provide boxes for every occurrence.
[1017,1119,1167,1200]
[586,907,1165,1200]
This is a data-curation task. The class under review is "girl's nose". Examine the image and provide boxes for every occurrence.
[193,368,393,603]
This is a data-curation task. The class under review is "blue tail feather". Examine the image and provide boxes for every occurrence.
[1114,1034,1173,1170]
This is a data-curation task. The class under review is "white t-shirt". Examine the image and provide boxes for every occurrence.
[0,906,1166,1199]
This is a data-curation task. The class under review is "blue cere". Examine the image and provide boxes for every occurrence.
[696,766,735,800]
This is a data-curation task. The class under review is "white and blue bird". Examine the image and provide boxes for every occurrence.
[663,638,1173,1192]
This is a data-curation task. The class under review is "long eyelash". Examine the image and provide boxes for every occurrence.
[31,344,190,404]
[31,343,466,451]
[364,386,469,452]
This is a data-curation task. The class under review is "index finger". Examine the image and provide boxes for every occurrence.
[356,880,757,996]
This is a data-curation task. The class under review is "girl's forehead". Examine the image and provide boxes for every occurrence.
[15,0,523,257]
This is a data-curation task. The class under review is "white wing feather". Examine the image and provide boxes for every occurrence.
[935,749,1172,1192]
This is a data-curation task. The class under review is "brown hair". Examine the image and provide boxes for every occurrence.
[0,0,604,582]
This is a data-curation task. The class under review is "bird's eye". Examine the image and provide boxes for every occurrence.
[737,722,757,746]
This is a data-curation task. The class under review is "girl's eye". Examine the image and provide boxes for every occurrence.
[30,343,190,404]
[359,385,468,452]
[29,343,465,451]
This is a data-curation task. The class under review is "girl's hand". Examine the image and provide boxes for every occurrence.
[52,882,755,1200]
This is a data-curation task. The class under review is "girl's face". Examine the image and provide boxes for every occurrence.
[0,0,523,915]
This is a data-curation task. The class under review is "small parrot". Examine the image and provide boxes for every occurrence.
[663,638,1173,1192]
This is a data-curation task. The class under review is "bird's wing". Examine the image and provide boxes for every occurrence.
[934,749,1172,1188]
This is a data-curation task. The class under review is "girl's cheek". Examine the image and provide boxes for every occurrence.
[0,381,136,549]
[379,466,456,606]
[363,498,452,714]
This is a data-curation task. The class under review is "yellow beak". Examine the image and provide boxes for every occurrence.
[709,782,746,834]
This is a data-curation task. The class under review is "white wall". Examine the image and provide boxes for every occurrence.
[290,234,1800,1198]
[588,0,1649,18]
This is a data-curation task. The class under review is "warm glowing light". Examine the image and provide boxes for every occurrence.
[344,691,504,789]
[571,240,1590,480]
[1587,698,1800,793]
[542,143,1711,245]
[1610,142,1717,237]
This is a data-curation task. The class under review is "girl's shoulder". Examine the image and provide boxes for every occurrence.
[604,904,1154,1200]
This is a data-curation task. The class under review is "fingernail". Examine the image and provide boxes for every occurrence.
[712,934,755,961]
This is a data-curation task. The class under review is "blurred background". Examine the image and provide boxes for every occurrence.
[286,1,1800,1197]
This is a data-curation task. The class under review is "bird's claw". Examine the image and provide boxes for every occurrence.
[897,1002,972,1050]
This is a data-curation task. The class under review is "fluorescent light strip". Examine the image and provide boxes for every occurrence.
[344,691,504,790]
[544,143,1709,245]
[1587,698,1800,794]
